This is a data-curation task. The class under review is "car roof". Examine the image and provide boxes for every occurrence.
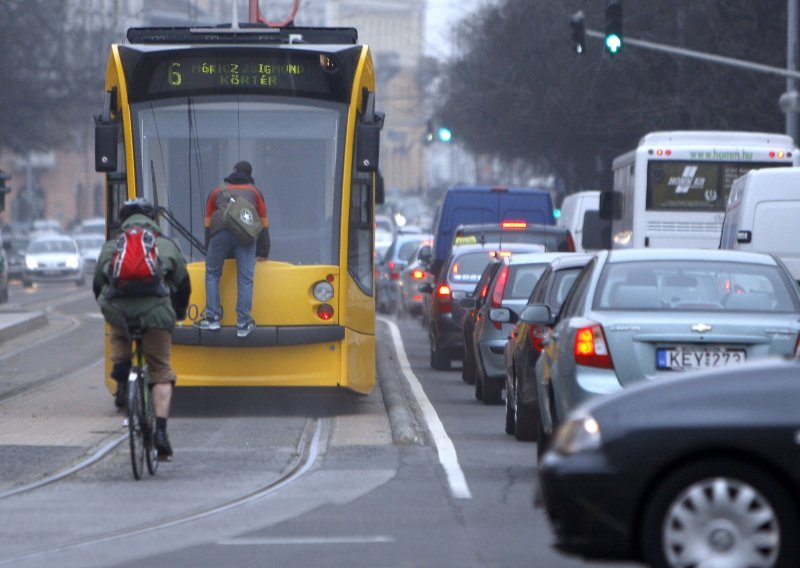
[448,242,545,257]
[501,251,575,266]
[454,222,568,234]
[605,248,778,266]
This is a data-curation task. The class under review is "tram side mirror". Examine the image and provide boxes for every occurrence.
[356,122,382,173]
[356,89,384,173]
[599,191,622,221]
[95,119,118,173]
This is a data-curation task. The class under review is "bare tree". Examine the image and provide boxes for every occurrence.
[436,0,787,190]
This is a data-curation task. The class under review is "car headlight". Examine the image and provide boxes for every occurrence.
[25,257,38,270]
[66,257,80,269]
[552,411,602,454]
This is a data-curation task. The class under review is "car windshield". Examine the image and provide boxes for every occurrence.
[28,240,78,254]
[449,251,503,283]
[594,260,799,312]
[75,237,105,250]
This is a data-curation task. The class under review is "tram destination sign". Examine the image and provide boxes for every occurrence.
[130,49,353,102]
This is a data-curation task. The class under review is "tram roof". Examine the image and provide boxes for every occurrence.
[127,26,359,46]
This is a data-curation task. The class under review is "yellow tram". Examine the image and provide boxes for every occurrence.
[95,25,384,393]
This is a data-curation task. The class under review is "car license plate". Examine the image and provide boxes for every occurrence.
[657,347,746,370]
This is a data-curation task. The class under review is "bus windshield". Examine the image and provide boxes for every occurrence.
[646,160,780,212]
[132,96,345,264]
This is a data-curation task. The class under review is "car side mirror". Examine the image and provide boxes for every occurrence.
[490,307,517,324]
[459,297,477,310]
[520,304,552,325]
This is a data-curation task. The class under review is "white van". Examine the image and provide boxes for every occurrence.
[720,167,800,281]
[557,190,608,251]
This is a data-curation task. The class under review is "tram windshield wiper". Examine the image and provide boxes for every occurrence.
[158,206,206,257]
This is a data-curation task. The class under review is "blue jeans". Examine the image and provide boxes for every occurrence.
[204,229,256,323]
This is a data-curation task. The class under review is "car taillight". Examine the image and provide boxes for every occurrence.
[501,220,527,229]
[388,261,400,280]
[574,323,613,369]
[437,284,452,314]
[490,266,509,329]
[529,326,546,352]
[412,269,425,279]
[565,231,576,252]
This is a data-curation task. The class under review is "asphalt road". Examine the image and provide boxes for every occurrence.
[0,281,641,567]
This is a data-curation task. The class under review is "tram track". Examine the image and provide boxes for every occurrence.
[0,418,324,566]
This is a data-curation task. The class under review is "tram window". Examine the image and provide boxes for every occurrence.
[106,173,128,235]
[349,174,373,295]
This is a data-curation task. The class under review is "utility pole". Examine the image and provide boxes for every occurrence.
[786,0,798,143]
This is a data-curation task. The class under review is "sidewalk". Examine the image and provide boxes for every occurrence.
[0,310,48,342]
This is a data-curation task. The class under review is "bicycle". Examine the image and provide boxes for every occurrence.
[124,316,158,480]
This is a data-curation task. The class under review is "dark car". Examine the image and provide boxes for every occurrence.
[2,232,29,281]
[422,242,544,370]
[398,240,434,318]
[502,253,592,440]
[538,357,800,567]
[452,221,575,254]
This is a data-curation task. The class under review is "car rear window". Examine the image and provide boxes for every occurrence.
[449,252,498,283]
[506,264,547,299]
[454,229,567,251]
[594,260,800,312]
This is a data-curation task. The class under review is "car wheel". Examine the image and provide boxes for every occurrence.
[462,344,476,384]
[504,391,515,435]
[479,363,503,405]
[430,335,451,370]
[514,383,537,442]
[536,388,554,463]
[641,458,800,568]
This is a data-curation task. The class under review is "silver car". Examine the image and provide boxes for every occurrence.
[529,248,800,454]
[467,252,561,404]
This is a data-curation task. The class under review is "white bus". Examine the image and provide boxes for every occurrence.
[602,131,799,249]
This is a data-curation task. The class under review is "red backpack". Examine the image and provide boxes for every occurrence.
[106,226,168,299]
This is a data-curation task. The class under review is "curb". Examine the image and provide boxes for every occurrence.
[376,320,421,445]
[0,312,48,343]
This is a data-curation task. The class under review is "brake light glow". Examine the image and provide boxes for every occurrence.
[490,266,509,329]
[412,269,425,279]
[501,220,527,229]
[653,148,673,157]
[490,250,512,258]
[565,231,576,252]
[388,261,400,280]
[574,323,614,369]
[317,304,334,320]
[769,150,791,159]
[437,284,452,314]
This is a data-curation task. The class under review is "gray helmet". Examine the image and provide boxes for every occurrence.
[119,198,157,222]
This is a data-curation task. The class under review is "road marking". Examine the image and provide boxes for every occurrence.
[379,317,473,499]
[218,536,394,545]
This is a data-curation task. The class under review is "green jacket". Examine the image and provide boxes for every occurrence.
[93,214,191,331]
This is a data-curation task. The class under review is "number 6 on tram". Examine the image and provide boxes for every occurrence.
[95,26,384,394]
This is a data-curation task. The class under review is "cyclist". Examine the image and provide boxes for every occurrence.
[93,198,191,461]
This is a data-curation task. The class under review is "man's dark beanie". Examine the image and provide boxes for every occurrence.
[234,161,252,176]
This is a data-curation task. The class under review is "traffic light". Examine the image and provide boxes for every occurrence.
[569,11,585,55]
[425,119,435,144]
[604,0,623,55]
[437,127,452,143]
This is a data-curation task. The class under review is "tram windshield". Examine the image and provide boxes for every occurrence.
[131,96,345,264]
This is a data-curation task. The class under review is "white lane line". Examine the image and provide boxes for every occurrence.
[219,536,394,545]
[379,317,473,500]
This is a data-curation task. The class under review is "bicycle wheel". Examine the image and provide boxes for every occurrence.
[144,382,158,476]
[127,370,145,480]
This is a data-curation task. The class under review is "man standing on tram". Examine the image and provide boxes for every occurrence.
[197,161,270,337]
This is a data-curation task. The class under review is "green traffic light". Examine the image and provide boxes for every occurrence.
[437,127,452,143]
[553,208,561,220]
[605,34,622,54]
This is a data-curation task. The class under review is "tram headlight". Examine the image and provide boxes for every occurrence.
[25,257,38,270]
[313,281,334,302]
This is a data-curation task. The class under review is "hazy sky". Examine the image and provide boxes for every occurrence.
[425,0,485,58]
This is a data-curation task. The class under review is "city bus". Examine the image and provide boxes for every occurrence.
[601,131,799,249]
[94,25,384,394]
